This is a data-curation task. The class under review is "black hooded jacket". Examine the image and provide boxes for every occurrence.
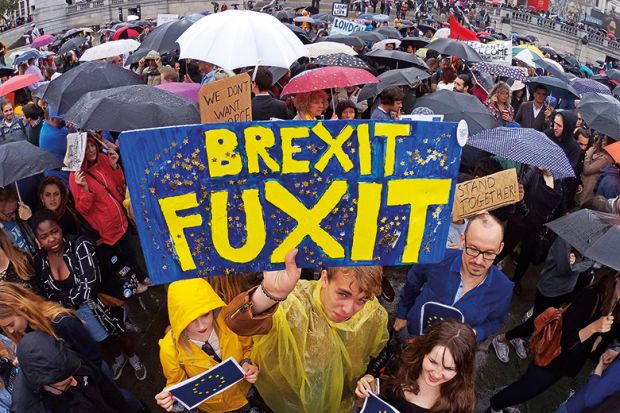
[11,331,136,413]
[545,110,581,172]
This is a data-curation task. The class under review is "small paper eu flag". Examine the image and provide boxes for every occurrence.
[166,357,245,410]
[360,393,401,413]
[420,301,465,335]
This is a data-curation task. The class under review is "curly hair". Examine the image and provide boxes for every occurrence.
[292,90,327,117]
[487,81,511,104]
[38,176,70,218]
[382,320,477,413]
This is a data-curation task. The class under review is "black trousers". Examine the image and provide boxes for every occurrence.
[505,289,573,341]
[494,221,541,286]
[490,362,564,410]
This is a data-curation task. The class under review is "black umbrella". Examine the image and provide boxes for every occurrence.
[417,24,436,34]
[0,141,63,187]
[534,59,568,81]
[375,26,402,39]
[559,54,580,68]
[0,66,15,77]
[577,93,620,140]
[61,28,83,39]
[358,67,430,101]
[63,85,200,132]
[350,31,386,43]
[319,35,365,48]
[539,46,558,57]
[312,13,335,22]
[43,61,143,114]
[525,76,579,100]
[313,53,370,69]
[125,18,194,65]
[468,127,576,178]
[546,209,620,271]
[607,69,620,83]
[613,86,620,99]
[414,90,499,135]
[426,38,483,62]
[268,66,289,86]
[400,37,430,49]
[32,81,49,99]
[283,23,312,44]
[366,49,428,70]
[273,10,295,21]
[58,37,87,55]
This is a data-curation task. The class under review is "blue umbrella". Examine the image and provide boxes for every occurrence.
[12,49,43,67]
[525,76,580,100]
[571,78,611,96]
[373,14,390,22]
[579,64,594,77]
[468,127,576,179]
[358,13,374,20]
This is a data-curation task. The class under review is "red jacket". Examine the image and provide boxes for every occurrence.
[69,153,127,246]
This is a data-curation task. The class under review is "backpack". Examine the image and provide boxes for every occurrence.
[529,304,569,367]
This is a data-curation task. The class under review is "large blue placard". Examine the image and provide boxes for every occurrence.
[120,120,462,284]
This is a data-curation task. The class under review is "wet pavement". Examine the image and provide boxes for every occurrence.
[120,260,591,413]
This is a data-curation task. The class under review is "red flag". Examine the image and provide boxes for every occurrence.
[449,14,480,42]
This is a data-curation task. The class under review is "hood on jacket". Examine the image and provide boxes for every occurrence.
[556,111,578,142]
[16,331,81,391]
[168,278,226,346]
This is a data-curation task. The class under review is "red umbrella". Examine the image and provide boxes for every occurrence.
[281,66,378,96]
[0,73,42,96]
[112,26,143,41]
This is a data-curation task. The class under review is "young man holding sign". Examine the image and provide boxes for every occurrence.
[223,249,389,413]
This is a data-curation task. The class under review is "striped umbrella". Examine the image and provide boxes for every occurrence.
[571,78,611,96]
[468,127,576,178]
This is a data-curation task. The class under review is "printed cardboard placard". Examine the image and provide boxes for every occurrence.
[452,168,519,220]
[465,40,512,65]
[332,2,349,17]
[199,73,252,124]
[62,132,87,171]
[119,120,463,284]
[330,17,366,35]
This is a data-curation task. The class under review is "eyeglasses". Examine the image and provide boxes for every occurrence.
[0,208,17,220]
[464,245,499,261]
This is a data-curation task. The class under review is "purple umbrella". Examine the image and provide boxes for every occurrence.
[31,34,56,49]
[155,82,201,102]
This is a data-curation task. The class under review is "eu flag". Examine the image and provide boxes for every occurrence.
[360,393,401,413]
[166,357,245,410]
[420,301,464,335]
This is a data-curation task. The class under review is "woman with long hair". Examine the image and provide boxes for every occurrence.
[486,82,514,125]
[576,133,614,207]
[37,176,81,237]
[0,230,39,292]
[356,320,477,413]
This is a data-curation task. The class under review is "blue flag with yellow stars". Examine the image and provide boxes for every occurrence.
[360,393,401,413]
[166,357,245,410]
[420,301,464,335]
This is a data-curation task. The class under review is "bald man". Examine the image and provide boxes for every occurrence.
[395,213,514,342]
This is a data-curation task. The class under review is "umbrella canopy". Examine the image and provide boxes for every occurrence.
[282,23,312,44]
[61,28,84,39]
[281,66,378,95]
[534,58,566,80]
[273,10,295,21]
[606,69,620,83]
[125,18,195,65]
[372,39,402,50]
[372,14,390,22]
[0,73,42,97]
[579,65,594,77]
[0,141,63,186]
[79,39,140,62]
[306,42,356,58]
[414,90,499,135]
[613,86,620,99]
[570,78,611,96]
[349,31,386,43]
[513,48,541,67]
[31,34,56,49]
[112,26,142,41]
[560,54,580,68]
[312,13,335,23]
[64,85,200,132]
[319,34,365,47]
[293,16,317,24]
[545,210,620,271]
[0,66,15,77]
[605,140,620,163]
[400,37,430,49]
[417,24,436,34]
[58,37,87,55]
[432,27,451,39]
[358,67,430,101]
[313,53,370,69]
[366,49,428,69]
[12,49,43,67]
[468,127,576,178]
[577,93,620,140]
[525,76,579,100]
[32,81,49,99]
[357,13,374,21]
[426,38,483,62]
[155,82,201,102]
[470,62,528,81]
[375,26,402,39]
[43,61,143,114]
[178,10,307,71]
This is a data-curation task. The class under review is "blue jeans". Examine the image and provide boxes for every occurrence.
[76,303,109,342]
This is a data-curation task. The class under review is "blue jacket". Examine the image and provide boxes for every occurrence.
[596,165,620,199]
[565,357,620,413]
[396,249,513,342]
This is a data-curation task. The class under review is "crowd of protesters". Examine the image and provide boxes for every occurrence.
[0,1,618,413]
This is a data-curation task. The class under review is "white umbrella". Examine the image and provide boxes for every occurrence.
[79,39,141,62]
[177,10,307,71]
[372,39,402,51]
[433,28,451,40]
[514,49,539,67]
[542,58,564,72]
[306,42,357,58]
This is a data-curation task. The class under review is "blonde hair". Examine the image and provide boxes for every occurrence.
[488,81,511,103]
[0,282,77,342]
[293,90,328,117]
[0,230,33,282]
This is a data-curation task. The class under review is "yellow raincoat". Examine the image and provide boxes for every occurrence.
[252,280,389,413]
[159,278,252,413]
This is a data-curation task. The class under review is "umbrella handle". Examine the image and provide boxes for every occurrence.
[14,182,22,203]
[331,88,336,114]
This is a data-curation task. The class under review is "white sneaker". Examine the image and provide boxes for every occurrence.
[510,338,528,360]
[492,336,510,363]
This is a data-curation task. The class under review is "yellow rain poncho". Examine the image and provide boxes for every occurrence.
[252,280,389,413]
[159,278,252,413]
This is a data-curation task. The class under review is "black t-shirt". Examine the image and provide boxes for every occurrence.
[384,388,430,413]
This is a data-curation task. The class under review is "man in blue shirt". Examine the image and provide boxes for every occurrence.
[395,213,513,342]
[370,86,404,121]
